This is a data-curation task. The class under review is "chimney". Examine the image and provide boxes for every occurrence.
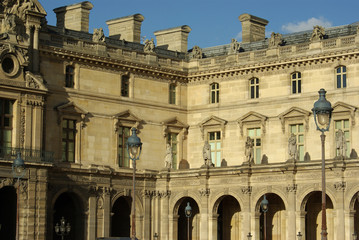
[238,14,268,43]
[54,1,93,32]
[106,14,144,43]
[154,25,192,52]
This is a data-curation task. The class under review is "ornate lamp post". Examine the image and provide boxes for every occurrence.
[297,231,303,240]
[261,195,269,240]
[127,128,142,240]
[312,88,333,240]
[185,202,192,240]
[247,232,252,240]
[12,152,26,240]
[54,216,71,240]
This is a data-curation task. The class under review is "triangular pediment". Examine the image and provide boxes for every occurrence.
[278,107,311,120]
[237,111,267,123]
[56,102,88,115]
[113,110,141,123]
[25,72,47,91]
[199,115,227,128]
[332,101,357,113]
[162,117,189,129]
[30,0,47,15]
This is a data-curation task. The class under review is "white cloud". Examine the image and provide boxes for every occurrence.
[235,31,242,41]
[282,17,332,33]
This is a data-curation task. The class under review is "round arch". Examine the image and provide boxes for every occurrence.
[252,188,289,212]
[174,197,200,240]
[209,190,244,215]
[298,187,337,212]
[170,190,202,215]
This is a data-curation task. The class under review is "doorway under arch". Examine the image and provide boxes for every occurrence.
[0,186,16,240]
[111,196,131,237]
[53,192,85,240]
[176,197,200,240]
[216,195,241,240]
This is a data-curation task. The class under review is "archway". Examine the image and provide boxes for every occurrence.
[216,195,241,240]
[304,191,333,240]
[0,186,16,240]
[257,193,286,240]
[111,196,131,237]
[176,197,200,240]
[53,192,85,240]
[354,194,359,236]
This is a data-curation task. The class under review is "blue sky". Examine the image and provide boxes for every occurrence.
[42,0,359,49]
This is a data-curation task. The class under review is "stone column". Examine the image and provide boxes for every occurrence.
[102,188,112,237]
[160,191,171,240]
[199,189,210,240]
[32,104,43,150]
[286,184,297,239]
[33,26,40,73]
[87,190,97,240]
[208,214,218,240]
[334,181,346,240]
[143,191,152,240]
[169,214,179,240]
[241,186,252,239]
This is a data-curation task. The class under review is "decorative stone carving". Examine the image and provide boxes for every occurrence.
[310,25,325,42]
[334,181,346,191]
[286,184,297,192]
[144,38,155,53]
[199,188,210,197]
[241,186,252,194]
[20,107,25,147]
[335,129,347,159]
[269,32,283,47]
[157,190,171,198]
[0,177,14,188]
[288,133,298,161]
[92,28,105,43]
[244,136,254,164]
[191,45,202,59]
[228,38,240,54]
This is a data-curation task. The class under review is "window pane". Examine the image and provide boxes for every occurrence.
[298,135,304,143]
[256,85,259,98]
[255,149,261,164]
[299,124,304,132]
[343,74,347,88]
[335,121,341,129]
[292,81,296,94]
[344,120,349,128]
[337,76,341,88]
[250,86,254,98]
[298,80,301,93]
[343,66,346,72]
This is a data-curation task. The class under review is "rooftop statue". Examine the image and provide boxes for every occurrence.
[92,28,105,43]
[144,38,155,53]
[269,32,283,47]
[228,38,240,54]
[191,45,203,59]
[310,25,325,42]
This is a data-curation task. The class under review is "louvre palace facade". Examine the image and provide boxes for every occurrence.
[1,1,359,240]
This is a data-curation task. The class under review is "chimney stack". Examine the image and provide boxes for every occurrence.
[106,14,144,43]
[238,14,268,43]
[54,1,93,32]
[154,25,192,52]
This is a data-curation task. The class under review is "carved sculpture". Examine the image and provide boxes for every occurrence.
[310,25,325,42]
[245,136,254,163]
[288,133,298,161]
[191,45,202,59]
[228,38,240,54]
[165,143,172,168]
[269,32,283,47]
[144,38,155,53]
[203,141,213,166]
[335,129,347,158]
[92,28,105,43]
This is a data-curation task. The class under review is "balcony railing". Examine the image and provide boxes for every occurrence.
[0,147,54,163]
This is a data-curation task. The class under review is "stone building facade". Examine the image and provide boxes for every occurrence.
[0,1,359,240]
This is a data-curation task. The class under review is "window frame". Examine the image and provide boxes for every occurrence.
[334,119,350,158]
[61,118,76,162]
[335,65,347,89]
[169,83,176,105]
[0,98,14,149]
[208,131,222,167]
[121,75,130,97]
[210,82,219,104]
[249,77,259,99]
[167,132,179,169]
[289,123,305,161]
[291,72,302,94]
[247,127,262,164]
[117,126,131,167]
[65,65,75,88]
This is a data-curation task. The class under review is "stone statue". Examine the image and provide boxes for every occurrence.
[92,28,105,43]
[269,32,283,47]
[310,25,325,42]
[229,38,240,54]
[336,129,347,158]
[191,46,203,59]
[144,38,155,53]
[245,136,254,163]
[165,143,173,168]
[288,133,298,161]
[203,141,213,166]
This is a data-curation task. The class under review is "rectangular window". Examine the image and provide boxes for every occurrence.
[208,131,221,166]
[291,72,302,94]
[121,75,129,97]
[62,119,76,162]
[336,66,347,89]
[0,99,13,149]
[118,126,131,167]
[290,124,304,161]
[169,84,176,104]
[335,119,350,157]
[167,133,178,169]
[210,83,219,103]
[248,128,261,164]
[250,78,259,99]
[65,65,75,88]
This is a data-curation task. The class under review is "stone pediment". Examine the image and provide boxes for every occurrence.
[25,71,47,91]
[332,102,357,125]
[199,115,227,139]
[113,110,142,132]
[162,117,189,137]
[278,107,311,133]
[56,102,89,127]
[237,111,267,136]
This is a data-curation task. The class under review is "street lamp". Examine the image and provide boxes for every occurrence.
[261,195,269,240]
[127,128,142,240]
[12,152,26,240]
[54,216,71,240]
[185,202,192,240]
[247,232,252,240]
[312,88,333,240]
[297,231,303,240]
